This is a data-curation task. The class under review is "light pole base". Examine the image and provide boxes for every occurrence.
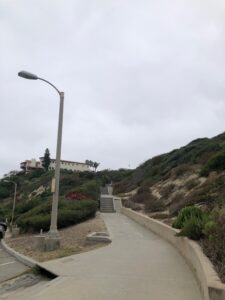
[34,235,60,251]
[11,227,20,238]
[48,228,59,238]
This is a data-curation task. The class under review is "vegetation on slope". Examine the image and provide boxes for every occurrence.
[115,133,225,194]
[0,168,131,232]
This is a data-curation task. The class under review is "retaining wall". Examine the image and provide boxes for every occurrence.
[121,207,225,300]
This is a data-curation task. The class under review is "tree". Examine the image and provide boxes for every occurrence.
[93,162,100,172]
[85,160,92,167]
[42,148,51,171]
[85,160,100,172]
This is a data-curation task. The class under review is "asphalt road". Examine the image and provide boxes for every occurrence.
[0,244,29,283]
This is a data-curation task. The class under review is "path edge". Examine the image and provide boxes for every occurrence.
[121,207,225,300]
[1,238,59,278]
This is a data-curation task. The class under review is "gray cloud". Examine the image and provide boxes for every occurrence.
[1,0,225,176]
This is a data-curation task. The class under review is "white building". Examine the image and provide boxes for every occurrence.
[21,158,91,173]
[48,159,90,172]
[20,159,43,173]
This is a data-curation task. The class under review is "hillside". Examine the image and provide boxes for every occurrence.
[114,132,225,214]
[0,168,131,232]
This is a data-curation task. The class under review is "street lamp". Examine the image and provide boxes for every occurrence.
[18,70,64,238]
[3,180,17,229]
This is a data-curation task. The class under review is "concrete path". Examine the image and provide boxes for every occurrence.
[25,213,203,300]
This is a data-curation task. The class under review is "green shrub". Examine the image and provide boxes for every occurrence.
[201,222,225,282]
[132,186,150,203]
[0,205,11,221]
[172,206,204,229]
[25,169,45,180]
[200,151,225,177]
[203,220,217,238]
[15,197,43,215]
[73,180,100,201]
[16,200,97,232]
[0,186,10,199]
[18,215,50,232]
[177,217,204,240]
[145,198,165,212]
[172,164,190,178]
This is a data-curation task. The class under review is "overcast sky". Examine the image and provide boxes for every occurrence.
[1,0,225,176]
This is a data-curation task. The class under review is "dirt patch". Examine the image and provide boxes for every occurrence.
[5,213,108,262]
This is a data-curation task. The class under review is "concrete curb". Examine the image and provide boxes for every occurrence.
[1,239,59,278]
[121,207,225,300]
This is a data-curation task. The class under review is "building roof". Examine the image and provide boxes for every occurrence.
[39,157,88,165]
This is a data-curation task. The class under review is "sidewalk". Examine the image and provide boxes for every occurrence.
[12,213,203,300]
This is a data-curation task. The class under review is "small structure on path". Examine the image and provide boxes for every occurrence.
[100,184,122,213]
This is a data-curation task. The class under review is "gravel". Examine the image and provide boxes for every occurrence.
[5,213,108,262]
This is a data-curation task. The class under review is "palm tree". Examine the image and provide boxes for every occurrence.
[93,162,100,172]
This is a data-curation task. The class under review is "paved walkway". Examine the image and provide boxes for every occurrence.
[25,213,203,300]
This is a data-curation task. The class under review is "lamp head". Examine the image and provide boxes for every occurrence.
[18,71,38,80]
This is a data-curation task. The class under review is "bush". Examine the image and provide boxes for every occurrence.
[177,217,204,240]
[18,215,50,232]
[172,164,190,178]
[203,220,217,238]
[145,198,164,212]
[15,197,43,216]
[200,151,225,177]
[73,180,100,201]
[201,221,225,282]
[16,200,98,232]
[172,206,204,229]
[25,169,45,180]
[132,186,150,203]
[0,186,10,199]
[66,191,88,201]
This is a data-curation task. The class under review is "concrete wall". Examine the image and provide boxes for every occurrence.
[113,197,122,212]
[100,185,113,195]
[121,207,225,300]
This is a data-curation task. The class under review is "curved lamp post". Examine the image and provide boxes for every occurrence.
[3,180,17,229]
[18,70,64,238]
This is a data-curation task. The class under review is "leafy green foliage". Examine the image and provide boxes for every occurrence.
[16,200,97,232]
[145,197,165,212]
[85,160,100,172]
[172,206,204,229]
[177,217,204,240]
[200,151,225,176]
[201,210,225,282]
[0,186,10,199]
[42,148,51,171]
[114,133,225,193]
[203,220,217,238]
